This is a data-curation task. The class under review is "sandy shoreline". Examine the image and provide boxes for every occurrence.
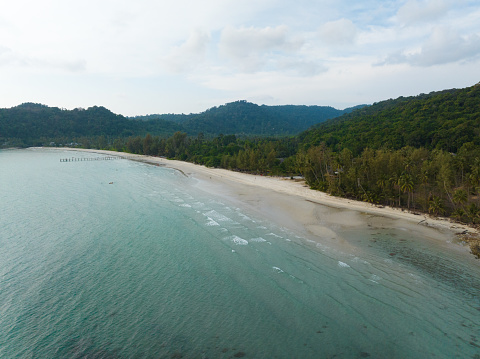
[53,147,478,257]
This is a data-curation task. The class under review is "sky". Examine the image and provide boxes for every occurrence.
[0,0,479,116]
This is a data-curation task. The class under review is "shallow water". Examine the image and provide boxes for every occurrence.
[1,148,479,358]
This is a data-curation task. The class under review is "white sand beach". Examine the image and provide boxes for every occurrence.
[59,148,478,257]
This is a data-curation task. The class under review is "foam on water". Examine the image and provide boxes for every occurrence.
[237,211,255,222]
[266,233,282,238]
[205,217,220,226]
[204,209,235,223]
[338,261,351,268]
[226,235,249,245]
[250,237,267,243]
[1,149,480,359]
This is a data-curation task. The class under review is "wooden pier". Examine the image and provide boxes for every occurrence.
[60,156,126,162]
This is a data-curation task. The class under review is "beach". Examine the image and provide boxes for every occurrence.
[59,148,478,258]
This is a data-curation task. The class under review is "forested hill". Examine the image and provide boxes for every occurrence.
[131,101,355,135]
[300,84,480,154]
[0,103,183,147]
[1,100,352,147]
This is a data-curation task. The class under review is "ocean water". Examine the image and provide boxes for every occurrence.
[1,148,480,359]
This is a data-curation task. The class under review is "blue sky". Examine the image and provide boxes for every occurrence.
[0,0,479,116]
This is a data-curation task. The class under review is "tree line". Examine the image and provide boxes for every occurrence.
[111,133,299,175]
[107,131,480,226]
[298,143,480,223]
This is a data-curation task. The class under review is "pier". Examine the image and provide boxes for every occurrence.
[60,155,127,162]
[59,154,165,167]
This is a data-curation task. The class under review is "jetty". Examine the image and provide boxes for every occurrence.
[60,155,127,162]
[59,154,165,167]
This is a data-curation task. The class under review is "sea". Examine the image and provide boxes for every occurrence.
[1,148,480,359]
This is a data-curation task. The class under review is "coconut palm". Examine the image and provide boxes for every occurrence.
[428,196,444,216]
[376,174,389,205]
[451,208,466,222]
[466,203,480,224]
[420,170,429,211]
[390,174,401,207]
[453,188,467,209]
[399,173,414,209]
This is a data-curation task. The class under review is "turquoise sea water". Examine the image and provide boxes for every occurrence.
[1,148,480,358]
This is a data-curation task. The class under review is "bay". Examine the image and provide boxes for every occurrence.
[1,148,479,358]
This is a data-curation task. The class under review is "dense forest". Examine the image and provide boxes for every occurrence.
[2,83,480,255]
[0,101,351,147]
[131,101,361,135]
[295,84,480,223]
[0,103,182,147]
[111,84,480,239]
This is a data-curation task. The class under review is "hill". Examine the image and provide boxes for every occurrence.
[1,101,351,147]
[287,83,480,229]
[181,101,348,135]
[300,84,480,154]
[0,103,184,147]
[131,100,356,135]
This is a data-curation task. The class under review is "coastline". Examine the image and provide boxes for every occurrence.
[52,147,479,258]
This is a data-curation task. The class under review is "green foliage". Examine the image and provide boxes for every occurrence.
[122,132,299,176]
[300,84,480,155]
[0,103,183,147]
[131,100,348,137]
[0,100,347,147]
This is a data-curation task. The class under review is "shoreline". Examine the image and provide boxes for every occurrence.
[49,147,479,258]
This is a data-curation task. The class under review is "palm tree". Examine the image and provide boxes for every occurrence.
[399,173,414,209]
[466,203,480,224]
[390,174,401,207]
[429,196,444,216]
[468,161,480,205]
[420,170,429,211]
[376,174,389,205]
[451,208,466,222]
[453,188,467,209]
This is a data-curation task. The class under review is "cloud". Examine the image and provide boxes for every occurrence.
[219,25,302,72]
[0,45,86,72]
[163,29,211,73]
[1,0,479,116]
[277,59,328,77]
[318,18,358,46]
[379,27,480,66]
[397,0,450,26]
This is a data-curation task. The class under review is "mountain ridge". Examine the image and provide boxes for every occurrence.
[130,100,362,135]
[1,100,358,147]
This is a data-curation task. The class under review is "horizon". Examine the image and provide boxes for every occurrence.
[1,1,479,116]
